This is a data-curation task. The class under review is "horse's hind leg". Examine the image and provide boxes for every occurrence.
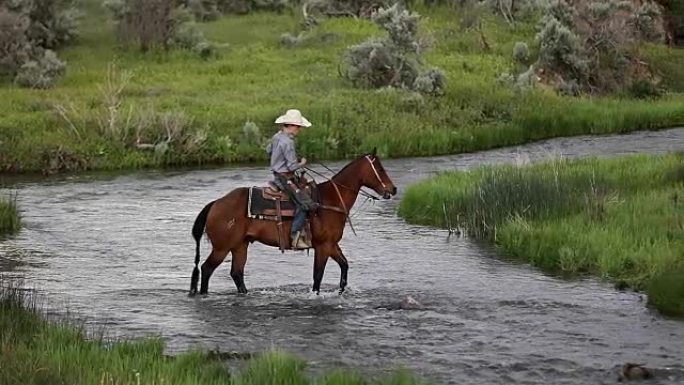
[230,242,249,294]
[200,248,230,295]
[330,245,348,294]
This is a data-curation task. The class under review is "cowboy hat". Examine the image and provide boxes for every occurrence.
[274,109,312,127]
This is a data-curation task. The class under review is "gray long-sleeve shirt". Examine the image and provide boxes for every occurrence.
[267,131,300,173]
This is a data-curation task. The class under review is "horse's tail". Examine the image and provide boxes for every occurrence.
[190,201,215,295]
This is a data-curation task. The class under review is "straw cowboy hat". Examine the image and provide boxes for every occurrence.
[274,109,312,127]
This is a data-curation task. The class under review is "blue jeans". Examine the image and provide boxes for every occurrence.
[291,207,307,239]
[273,173,313,239]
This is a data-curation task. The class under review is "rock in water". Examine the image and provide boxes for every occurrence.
[400,295,423,310]
[618,363,652,382]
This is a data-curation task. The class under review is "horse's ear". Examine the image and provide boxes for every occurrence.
[371,147,377,156]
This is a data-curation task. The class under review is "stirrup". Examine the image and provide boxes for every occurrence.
[291,232,312,250]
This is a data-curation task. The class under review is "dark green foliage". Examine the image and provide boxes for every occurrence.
[648,270,684,317]
[0,192,20,236]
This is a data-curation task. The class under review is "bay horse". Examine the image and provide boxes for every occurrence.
[189,150,397,295]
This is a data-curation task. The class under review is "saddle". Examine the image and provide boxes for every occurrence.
[247,182,297,220]
[247,182,318,252]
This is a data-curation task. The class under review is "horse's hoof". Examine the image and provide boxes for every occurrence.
[338,288,345,295]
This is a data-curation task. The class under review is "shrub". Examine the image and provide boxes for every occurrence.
[532,0,667,95]
[14,48,65,88]
[215,0,288,14]
[631,1,666,42]
[303,0,390,19]
[242,121,262,145]
[104,0,212,55]
[0,8,31,76]
[536,15,588,82]
[1,0,80,49]
[343,3,445,94]
[185,0,221,21]
[104,0,179,51]
[513,41,529,63]
[627,78,663,99]
[413,67,446,95]
[0,0,76,87]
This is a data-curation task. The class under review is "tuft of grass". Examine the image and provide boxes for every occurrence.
[0,1,682,174]
[0,192,21,236]
[399,153,684,314]
[648,270,684,317]
[0,280,232,385]
[0,279,426,384]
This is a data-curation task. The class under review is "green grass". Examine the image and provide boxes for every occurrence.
[398,153,684,316]
[0,280,425,385]
[1,1,683,174]
[0,192,20,236]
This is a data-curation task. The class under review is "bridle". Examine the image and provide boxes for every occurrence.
[301,155,391,236]
[365,155,388,192]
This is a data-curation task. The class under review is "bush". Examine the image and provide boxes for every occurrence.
[631,1,666,42]
[104,0,212,55]
[104,0,179,51]
[0,8,31,76]
[532,0,667,95]
[343,3,445,94]
[214,0,288,14]
[14,48,65,88]
[1,0,80,49]
[536,14,588,81]
[627,78,663,99]
[303,0,390,19]
[512,41,529,63]
[0,0,76,87]
[185,0,221,21]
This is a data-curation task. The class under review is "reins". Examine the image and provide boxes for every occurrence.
[305,164,380,201]
[303,162,380,237]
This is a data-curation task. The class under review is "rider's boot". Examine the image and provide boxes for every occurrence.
[291,231,312,250]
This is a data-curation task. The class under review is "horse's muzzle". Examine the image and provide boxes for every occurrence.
[383,186,397,199]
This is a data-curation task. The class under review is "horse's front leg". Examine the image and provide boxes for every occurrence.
[329,244,348,294]
[312,245,330,295]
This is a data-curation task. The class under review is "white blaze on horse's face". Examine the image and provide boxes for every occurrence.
[365,155,397,199]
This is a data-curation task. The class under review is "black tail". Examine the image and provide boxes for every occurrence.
[190,201,215,295]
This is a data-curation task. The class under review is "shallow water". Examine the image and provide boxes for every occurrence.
[1,128,683,384]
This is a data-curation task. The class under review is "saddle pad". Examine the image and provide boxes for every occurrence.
[248,187,296,220]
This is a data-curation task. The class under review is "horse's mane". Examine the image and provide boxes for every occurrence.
[329,153,373,179]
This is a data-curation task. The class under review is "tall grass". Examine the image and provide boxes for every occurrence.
[0,279,425,384]
[398,153,684,316]
[0,1,682,174]
[0,192,20,236]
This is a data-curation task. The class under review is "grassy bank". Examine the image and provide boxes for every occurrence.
[0,193,20,236]
[0,280,423,385]
[1,1,683,174]
[398,153,684,316]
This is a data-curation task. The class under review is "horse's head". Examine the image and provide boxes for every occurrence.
[360,148,397,199]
